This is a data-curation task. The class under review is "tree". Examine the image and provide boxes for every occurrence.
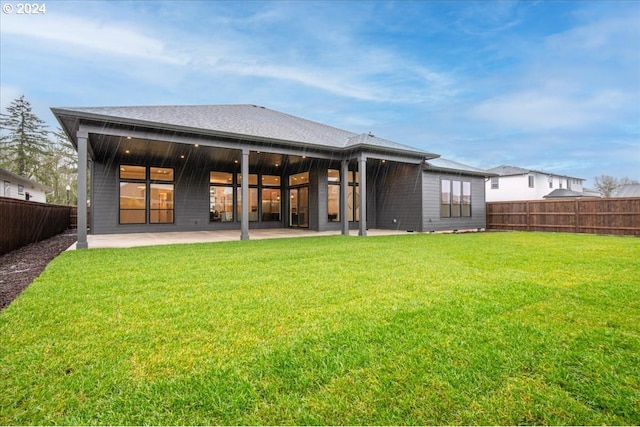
[0,95,51,181]
[594,175,639,197]
[42,128,78,205]
[619,177,639,187]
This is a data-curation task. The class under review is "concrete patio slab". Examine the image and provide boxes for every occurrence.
[67,228,410,250]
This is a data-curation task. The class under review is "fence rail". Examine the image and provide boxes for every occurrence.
[0,197,73,256]
[486,197,640,236]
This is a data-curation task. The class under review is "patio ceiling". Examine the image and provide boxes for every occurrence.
[88,133,321,170]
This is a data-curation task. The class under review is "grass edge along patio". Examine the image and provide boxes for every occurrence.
[52,104,493,248]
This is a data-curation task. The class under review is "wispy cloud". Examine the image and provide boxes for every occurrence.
[1,4,457,106]
[470,89,629,131]
[0,13,186,65]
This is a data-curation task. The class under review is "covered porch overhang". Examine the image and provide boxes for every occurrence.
[74,123,422,248]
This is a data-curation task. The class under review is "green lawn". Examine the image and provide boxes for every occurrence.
[1,232,639,425]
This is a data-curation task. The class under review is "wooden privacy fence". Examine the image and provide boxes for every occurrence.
[486,198,640,236]
[69,206,90,230]
[0,197,72,256]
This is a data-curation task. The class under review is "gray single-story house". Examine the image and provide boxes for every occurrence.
[52,104,490,248]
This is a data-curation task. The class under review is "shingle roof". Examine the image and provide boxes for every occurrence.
[425,157,493,176]
[615,184,640,197]
[487,165,584,180]
[52,104,435,157]
[486,165,531,176]
[543,189,591,198]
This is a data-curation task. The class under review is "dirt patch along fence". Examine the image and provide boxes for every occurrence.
[486,198,640,236]
[0,197,72,256]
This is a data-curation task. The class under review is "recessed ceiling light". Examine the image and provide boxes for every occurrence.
[125,150,130,154]
[180,154,185,159]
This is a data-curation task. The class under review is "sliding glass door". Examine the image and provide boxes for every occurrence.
[289,187,308,228]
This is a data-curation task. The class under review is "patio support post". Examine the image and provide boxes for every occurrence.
[240,148,250,240]
[359,154,367,236]
[76,128,88,249]
[341,159,349,236]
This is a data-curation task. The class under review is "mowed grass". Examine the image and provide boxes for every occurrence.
[1,232,639,425]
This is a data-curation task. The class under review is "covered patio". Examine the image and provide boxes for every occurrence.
[67,228,411,250]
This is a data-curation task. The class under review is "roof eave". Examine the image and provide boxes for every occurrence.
[345,143,438,160]
[425,165,496,177]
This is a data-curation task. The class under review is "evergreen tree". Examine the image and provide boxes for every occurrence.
[0,95,51,180]
[42,128,78,204]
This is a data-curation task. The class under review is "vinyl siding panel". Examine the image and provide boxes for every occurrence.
[374,163,423,231]
[91,161,119,234]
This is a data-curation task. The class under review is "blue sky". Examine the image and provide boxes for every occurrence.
[1,0,638,186]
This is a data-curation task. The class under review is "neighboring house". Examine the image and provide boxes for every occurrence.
[0,168,51,203]
[615,184,640,198]
[486,165,585,202]
[53,104,493,248]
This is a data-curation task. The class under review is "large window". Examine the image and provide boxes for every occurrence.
[210,172,233,222]
[441,179,471,218]
[451,180,462,217]
[462,182,471,217]
[288,172,309,186]
[261,175,281,221]
[120,165,174,224]
[210,171,283,223]
[237,173,259,222]
[325,170,359,222]
[289,172,309,228]
[327,169,340,222]
[441,180,451,217]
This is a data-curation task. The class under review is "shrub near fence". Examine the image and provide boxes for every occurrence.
[486,197,640,236]
[0,197,72,256]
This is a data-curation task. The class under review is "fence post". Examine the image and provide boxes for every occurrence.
[575,199,580,234]
[526,200,530,231]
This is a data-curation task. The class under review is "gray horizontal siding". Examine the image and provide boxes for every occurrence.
[375,163,423,231]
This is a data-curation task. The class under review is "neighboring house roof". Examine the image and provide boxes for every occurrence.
[0,168,52,193]
[615,184,640,197]
[52,104,438,158]
[543,189,595,199]
[487,165,530,176]
[582,188,603,197]
[487,165,584,181]
[425,157,494,177]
